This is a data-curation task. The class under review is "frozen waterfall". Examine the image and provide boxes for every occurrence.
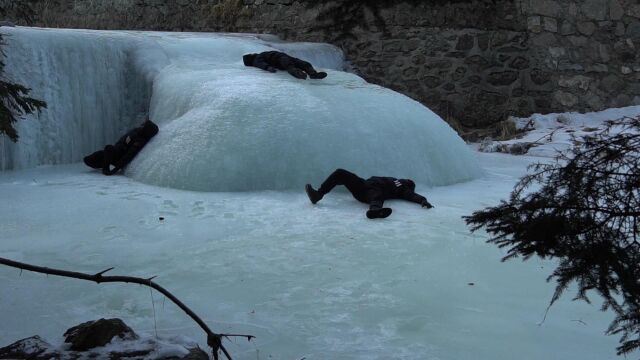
[1,27,481,190]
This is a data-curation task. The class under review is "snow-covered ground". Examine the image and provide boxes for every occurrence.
[479,106,640,158]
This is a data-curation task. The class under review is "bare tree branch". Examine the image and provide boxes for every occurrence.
[0,257,254,360]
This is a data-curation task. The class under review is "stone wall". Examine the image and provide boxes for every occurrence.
[4,0,640,132]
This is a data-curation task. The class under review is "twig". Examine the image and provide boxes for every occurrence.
[0,257,254,360]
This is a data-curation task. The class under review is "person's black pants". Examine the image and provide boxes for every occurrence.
[318,168,369,204]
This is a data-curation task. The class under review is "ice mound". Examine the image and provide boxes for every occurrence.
[129,69,480,191]
[1,27,480,190]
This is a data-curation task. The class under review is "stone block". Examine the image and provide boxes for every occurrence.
[528,0,562,17]
[443,83,456,91]
[599,43,611,62]
[403,67,420,77]
[543,17,558,33]
[586,63,609,72]
[577,21,596,35]
[621,66,632,74]
[464,55,490,69]
[558,75,592,91]
[586,94,604,109]
[601,74,625,92]
[411,54,426,65]
[531,32,558,47]
[422,76,444,89]
[557,61,584,71]
[627,20,640,38]
[548,46,566,58]
[610,0,624,20]
[509,56,530,69]
[569,2,579,16]
[615,22,626,36]
[499,54,512,62]
[628,4,640,18]
[568,36,588,46]
[560,20,575,35]
[581,0,607,20]
[527,16,542,32]
[468,75,482,83]
[477,33,491,50]
[554,90,579,107]
[530,68,552,84]
[403,39,422,52]
[431,59,453,69]
[451,66,467,81]
[488,70,519,86]
[382,40,403,52]
[456,34,475,51]
[512,87,525,96]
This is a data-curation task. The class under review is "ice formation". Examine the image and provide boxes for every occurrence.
[1,27,480,190]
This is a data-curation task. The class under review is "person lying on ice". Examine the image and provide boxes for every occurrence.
[305,168,434,219]
[242,51,328,80]
[83,118,158,176]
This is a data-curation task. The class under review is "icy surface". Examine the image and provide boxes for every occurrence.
[1,27,480,190]
[0,28,152,170]
[0,150,619,360]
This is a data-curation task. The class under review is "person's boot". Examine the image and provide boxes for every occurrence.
[83,150,105,169]
[366,207,392,219]
[305,184,323,204]
[288,67,308,79]
[309,71,327,79]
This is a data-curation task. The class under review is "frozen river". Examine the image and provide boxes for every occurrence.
[0,150,618,359]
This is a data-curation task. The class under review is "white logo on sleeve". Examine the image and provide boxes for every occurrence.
[394,180,402,187]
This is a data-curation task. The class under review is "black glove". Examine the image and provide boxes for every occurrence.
[266,66,277,73]
[421,200,434,209]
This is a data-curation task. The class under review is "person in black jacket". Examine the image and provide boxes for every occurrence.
[242,51,327,80]
[305,168,434,219]
[83,119,158,175]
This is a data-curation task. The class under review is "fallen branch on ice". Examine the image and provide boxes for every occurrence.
[0,257,254,360]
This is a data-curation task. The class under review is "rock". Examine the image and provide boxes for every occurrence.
[455,34,474,51]
[577,21,596,35]
[610,0,624,20]
[601,74,625,92]
[509,56,530,70]
[64,318,137,351]
[0,336,51,359]
[554,91,579,107]
[0,20,16,27]
[487,70,519,86]
[558,75,592,91]
[627,20,640,38]
[529,0,562,17]
[0,320,208,360]
[543,17,558,33]
[530,68,552,85]
[581,0,607,20]
[559,20,575,35]
[528,16,542,33]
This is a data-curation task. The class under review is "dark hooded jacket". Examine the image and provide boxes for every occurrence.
[102,120,158,175]
[364,176,427,209]
[242,51,301,72]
